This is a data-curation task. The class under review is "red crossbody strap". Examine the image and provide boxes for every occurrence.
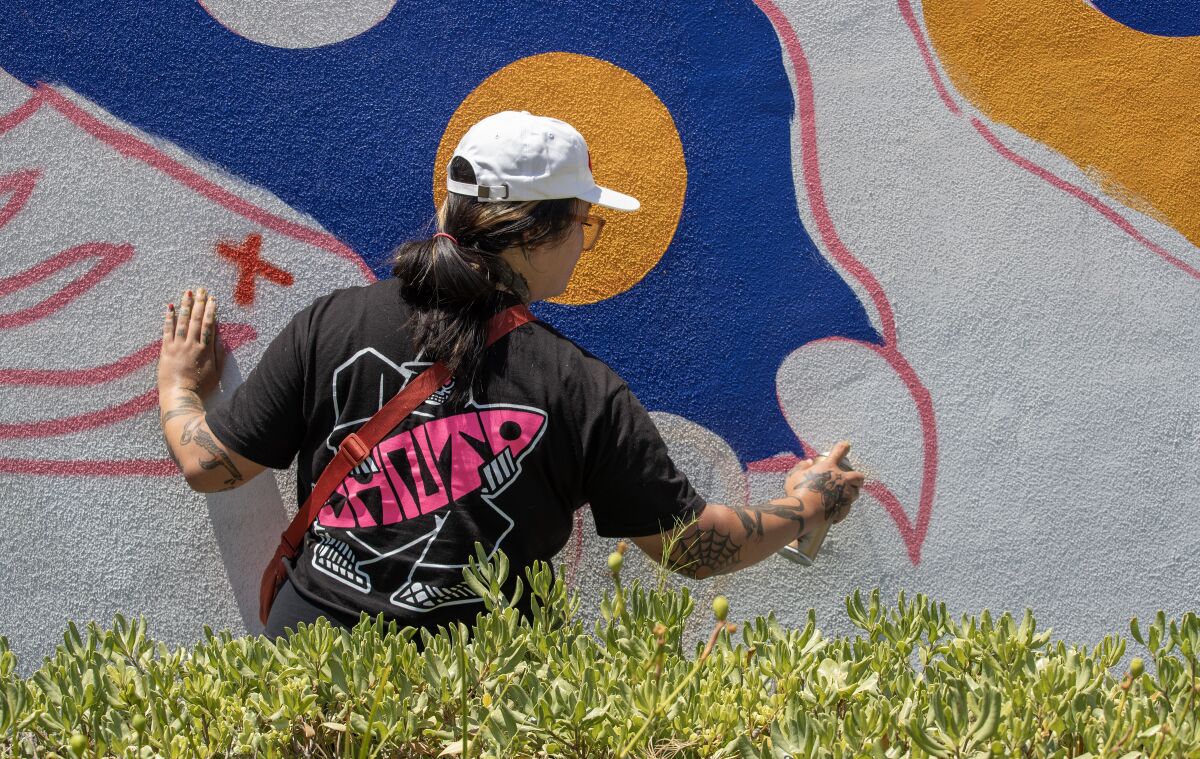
[259,304,535,624]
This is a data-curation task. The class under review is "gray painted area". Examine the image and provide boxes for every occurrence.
[2,0,1198,670]
[552,0,1200,651]
[779,0,1199,644]
[198,0,398,48]
[0,81,369,666]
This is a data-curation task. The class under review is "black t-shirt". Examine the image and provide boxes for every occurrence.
[207,279,705,630]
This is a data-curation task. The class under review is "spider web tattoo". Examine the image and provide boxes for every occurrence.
[667,525,742,579]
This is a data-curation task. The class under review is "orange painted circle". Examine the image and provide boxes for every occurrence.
[435,52,686,305]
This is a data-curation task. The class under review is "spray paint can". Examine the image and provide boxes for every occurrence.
[777,451,855,566]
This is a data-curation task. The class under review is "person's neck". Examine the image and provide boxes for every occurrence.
[494,258,533,302]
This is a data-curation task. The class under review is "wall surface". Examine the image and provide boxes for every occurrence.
[1,0,1197,666]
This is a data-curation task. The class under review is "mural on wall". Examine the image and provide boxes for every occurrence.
[0,1,884,462]
[2,0,1198,662]
[0,85,374,476]
[914,0,1200,281]
[782,0,1200,614]
[0,0,939,571]
[0,69,378,655]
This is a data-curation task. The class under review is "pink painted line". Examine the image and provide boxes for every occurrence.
[0,93,42,136]
[0,457,177,476]
[33,84,376,283]
[752,0,899,346]
[746,453,802,473]
[897,0,1200,283]
[0,323,257,437]
[0,322,256,386]
[0,341,161,386]
[0,169,40,230]
[971,118,1200,282]
[861,480,923,560]
[0,242,134,329]
[0,388,158,439]
[867,341,936,566]
[781,336,938,565]
[755,0,940,565]
[896,0,961,116]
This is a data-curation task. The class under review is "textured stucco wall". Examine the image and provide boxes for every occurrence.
[2,0,1197,668]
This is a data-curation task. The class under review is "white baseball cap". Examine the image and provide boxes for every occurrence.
[446,111,640,212]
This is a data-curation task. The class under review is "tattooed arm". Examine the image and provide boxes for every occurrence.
[630,441,864,579]
[159,389,265,492]
[157,287,266,493]
[629,497,808,580]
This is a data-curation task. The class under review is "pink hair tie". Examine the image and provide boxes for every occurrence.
[433,232,459,245]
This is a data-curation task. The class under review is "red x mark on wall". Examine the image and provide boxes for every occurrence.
[216,233,294,306]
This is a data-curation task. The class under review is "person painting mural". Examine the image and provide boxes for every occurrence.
[155,111,866,638]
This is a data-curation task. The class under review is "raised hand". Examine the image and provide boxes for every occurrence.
[785,441,865,525]
[157,287,223,398]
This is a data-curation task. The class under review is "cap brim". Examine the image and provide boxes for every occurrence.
[579,184,640,211]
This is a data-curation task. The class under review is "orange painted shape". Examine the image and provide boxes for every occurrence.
[435,52,686,305]
[924,0,1200,248]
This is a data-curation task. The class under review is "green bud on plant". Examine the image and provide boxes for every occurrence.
[607,552,624,575]
[1130,657,1145,678]
[131,714,147,733]
[68,734,87,757]
[712,595,729,622]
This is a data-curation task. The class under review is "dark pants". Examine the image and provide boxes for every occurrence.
[264,579,358,639]
[264,579,547,645]
[264,580,438,652]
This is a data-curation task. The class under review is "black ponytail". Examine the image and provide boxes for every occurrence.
[391,157,577,399]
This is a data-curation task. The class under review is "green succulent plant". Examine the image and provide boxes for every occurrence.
[1,542,1197,758]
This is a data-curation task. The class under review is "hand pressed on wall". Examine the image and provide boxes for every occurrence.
[158,287,224,398]
[785,440,864,525]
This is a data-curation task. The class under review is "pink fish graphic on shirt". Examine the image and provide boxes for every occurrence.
[316,405,548,529]
[309,399,548,613]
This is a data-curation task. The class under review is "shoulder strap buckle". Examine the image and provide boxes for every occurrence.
[337,432,371,468]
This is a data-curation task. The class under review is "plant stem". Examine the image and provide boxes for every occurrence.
[616,621,726,758]
[1187,657,1197,733]
[360,665,391,759]
[459,633,470,759]
[1100,681,1131,757]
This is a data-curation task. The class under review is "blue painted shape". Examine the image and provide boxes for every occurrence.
[0,0,879,463]
[1089,0,1200,36]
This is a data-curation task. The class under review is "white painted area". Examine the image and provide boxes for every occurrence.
[566,0,1200,652]
[198,0,397,48]
[0,85,370,665]
[0,68,30,112]
[648,411,749,511]
[772,0,1199,641]
[776,339,925,528]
